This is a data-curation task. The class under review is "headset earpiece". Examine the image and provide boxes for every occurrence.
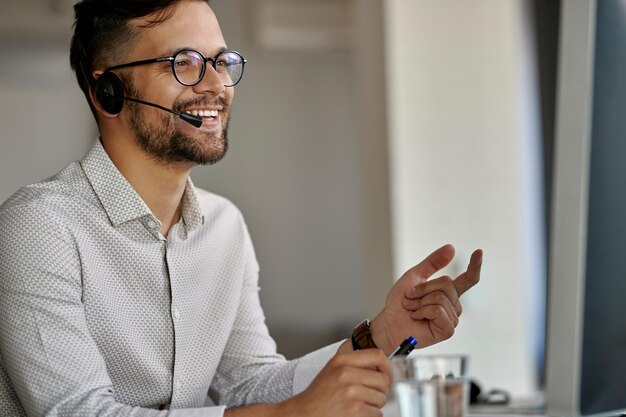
[77,58,202,128]
[94,72,124,115]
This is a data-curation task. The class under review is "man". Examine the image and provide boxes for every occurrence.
[0,0,482,416]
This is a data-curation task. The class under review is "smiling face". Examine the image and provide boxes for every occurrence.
[115,0,234,166]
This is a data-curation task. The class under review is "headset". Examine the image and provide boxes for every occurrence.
[80,59,203,128]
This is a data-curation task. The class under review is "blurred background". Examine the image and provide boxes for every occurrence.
[0,0,562,403]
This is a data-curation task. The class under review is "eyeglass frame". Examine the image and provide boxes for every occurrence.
[103,48,247,87]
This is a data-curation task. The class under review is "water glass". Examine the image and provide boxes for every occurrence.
[390,355,469,417]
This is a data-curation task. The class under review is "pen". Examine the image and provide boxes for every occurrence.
[388,336,418,359]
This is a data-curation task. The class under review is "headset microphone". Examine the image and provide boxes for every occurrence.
[116,96,203,128]
[81,63,204,128]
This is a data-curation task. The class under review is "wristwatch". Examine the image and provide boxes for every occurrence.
[351,319,378,350]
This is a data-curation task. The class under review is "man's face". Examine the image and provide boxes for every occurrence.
[119,1,234,166]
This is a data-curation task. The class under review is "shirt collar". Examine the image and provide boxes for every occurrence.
[80,140,204,231]
[180,176,204,231]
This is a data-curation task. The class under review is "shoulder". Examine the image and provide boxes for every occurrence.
[0,167,86,289]
[194,187,246,224]
[0,162,92,238]
[192,187,257,254]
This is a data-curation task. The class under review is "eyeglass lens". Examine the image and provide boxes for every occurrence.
[173,50,244,87]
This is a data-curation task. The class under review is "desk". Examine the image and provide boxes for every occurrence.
[383,397,546,417]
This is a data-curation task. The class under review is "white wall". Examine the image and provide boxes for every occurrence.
[384,0,545,397]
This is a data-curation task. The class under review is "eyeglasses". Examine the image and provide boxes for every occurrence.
[104,49,247,87]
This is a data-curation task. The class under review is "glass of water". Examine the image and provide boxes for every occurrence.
[390,355,468,417]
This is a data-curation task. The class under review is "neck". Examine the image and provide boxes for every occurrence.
[99,128,194,237]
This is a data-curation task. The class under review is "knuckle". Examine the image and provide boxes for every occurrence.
[345,384,360,399]
[336,367,352,384]
[405,298,418,308]
[434,291,446,304]
[445,326,455,339]
[348,402,365,415]
[374,391,388,408]
[442,275,453,286]
[374,348,387,361]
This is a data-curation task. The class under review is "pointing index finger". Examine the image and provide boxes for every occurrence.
[408,244,456,280]
[401,244,455,299]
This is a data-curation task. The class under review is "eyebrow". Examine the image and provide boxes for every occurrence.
[159,46,229,57]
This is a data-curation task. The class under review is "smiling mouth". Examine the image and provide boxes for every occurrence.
[186,109,219,118]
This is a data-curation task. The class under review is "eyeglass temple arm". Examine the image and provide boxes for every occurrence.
[106,57,172,72]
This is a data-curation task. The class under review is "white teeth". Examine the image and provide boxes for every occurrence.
[187,109,219,118]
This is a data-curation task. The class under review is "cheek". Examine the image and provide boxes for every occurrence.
[224,88,235,108]
[139,76,183,107]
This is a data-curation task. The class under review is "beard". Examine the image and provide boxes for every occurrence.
[122,74,230,166]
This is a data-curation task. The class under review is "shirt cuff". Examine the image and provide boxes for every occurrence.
[292,340,343,395]
[168,406,226,417]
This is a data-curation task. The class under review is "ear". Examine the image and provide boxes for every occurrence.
[88,70,120,119]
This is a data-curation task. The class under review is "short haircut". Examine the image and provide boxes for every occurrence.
[69,0,208,118]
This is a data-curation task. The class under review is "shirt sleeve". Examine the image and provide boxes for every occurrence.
[292,341,343,395]
[0,204,223,417]
[208,215,343,407]
[207,214,295,406]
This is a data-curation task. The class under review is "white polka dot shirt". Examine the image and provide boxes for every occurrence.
[0,140,340,417]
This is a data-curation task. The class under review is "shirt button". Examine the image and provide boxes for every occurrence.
[172,308,181,320]
[147,220,158,229]
[175,379,183,391]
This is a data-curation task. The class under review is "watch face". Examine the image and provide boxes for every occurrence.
[352,320,376,350]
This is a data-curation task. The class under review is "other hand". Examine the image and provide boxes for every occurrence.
[370,244,483,354]
[279,346,391,417]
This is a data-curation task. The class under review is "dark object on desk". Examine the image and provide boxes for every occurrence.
[469,379,511,405]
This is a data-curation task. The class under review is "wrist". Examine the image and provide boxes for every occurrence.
[337,339,353,354]
[369,313,396,355]
[276,393,312,417]
[225,402,285,417]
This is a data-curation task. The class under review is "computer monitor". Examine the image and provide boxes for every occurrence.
[545,0,626,415]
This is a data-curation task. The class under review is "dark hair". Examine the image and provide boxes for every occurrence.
[69,0,208,118]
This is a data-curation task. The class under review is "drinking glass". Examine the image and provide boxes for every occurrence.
[390,355,469,417]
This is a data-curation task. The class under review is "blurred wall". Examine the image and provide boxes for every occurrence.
[0,39,95,203]
[385,0,544,397]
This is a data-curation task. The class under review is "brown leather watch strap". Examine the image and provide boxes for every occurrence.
[351,319,378,350]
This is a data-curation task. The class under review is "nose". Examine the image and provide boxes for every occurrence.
[192,62,225,96]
